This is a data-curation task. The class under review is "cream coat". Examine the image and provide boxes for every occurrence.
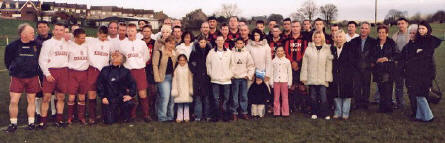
[300,43,333,87]
[231,48,255,80]
[171,64,194,103]
[271,56,293,86]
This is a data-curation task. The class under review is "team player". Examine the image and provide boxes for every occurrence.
[119,23,151,122]
[38,23,70,128]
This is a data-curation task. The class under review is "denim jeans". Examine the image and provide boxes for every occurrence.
[212,83,230,119]
[156,74,174,121]
[334,98,351,118]
[230,79,248,115]
[193,95,210,120]
[416,97,434,121]
[309,85,328,117]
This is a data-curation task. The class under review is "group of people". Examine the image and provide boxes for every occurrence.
[3,15,442,133]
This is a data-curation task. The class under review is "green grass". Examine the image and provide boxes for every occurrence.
[0,19,444,143]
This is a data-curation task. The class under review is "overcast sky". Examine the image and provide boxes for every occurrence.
[41,0,444,21]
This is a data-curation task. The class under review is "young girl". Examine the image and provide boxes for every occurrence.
[270,47,293,117]
[248,72,271,119]
[171,54,194,123]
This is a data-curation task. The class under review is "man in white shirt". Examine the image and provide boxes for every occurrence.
[345,21,359,42]
[119,23,151,121]
[66,29,89,124]
[86,26,112,124]
[38,23,70,128]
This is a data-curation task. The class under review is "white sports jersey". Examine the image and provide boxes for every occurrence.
[67,41,89,71]
[119,38,150,69]
[39,38,69,76]
[86,37,111,70]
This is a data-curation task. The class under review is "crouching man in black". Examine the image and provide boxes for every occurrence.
[97,52,137,124]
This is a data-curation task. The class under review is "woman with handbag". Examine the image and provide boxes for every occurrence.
[402,21,441,122]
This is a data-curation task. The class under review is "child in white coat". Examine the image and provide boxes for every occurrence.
[171,54,194,123]
[271,47,293,117]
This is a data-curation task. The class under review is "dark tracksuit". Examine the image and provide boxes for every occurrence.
[97,65,137,124]
[4,39,41,78]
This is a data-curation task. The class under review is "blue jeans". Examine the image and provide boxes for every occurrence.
[334,98,351,118]
[230,79,248,115]
[193,95,210,120]
[156,74,174,121]
[416,97,434,121]
[212,83,230,118]
[309,85,328,117]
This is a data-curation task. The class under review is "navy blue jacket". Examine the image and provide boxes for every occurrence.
[97,65,137,99]
[4,39,41,78]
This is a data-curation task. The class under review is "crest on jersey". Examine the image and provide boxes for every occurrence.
[59,45,63,50]
[80,51,84,55]
[101,45,104,50]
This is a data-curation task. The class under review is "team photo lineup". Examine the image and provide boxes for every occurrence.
[3,14,442,133]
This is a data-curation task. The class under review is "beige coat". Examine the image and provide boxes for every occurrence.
[206,48,233,84]
[231,48,255,80]
[171,64,193,103]
[300,43,333,87]
[152,46,177,82]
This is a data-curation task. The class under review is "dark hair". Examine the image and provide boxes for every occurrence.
[138,20,149,24]
[181,31,195,43]
[173,25,182,30]
[177,54,188,61]
[347,21,358,27]
[165,35,176,43]
[269,20,277,23]
[314,18,324,23]
[331,24,339,28]
[221,23,229,27]
[208,16,217,21]
[73,28,86,37]
[397,17,409,23]
[196,35,207,42]
[256,20,265,25]
[54,23,65,27]
[36,21,49,27]
[98,26,108,34]
[377,24,389,33]
[118,22,127,27]
[416,21,432,37]
[283,18,291,22]
[273,25,281,29]
[303,19,311,23]
[142,25,152,31]
[229,16,239,21]
[250,28,265,41]
[235,38,244,43]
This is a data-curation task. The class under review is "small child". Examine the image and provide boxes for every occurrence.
[171,54,194,123]
[248,73,271,119]
[271,46,293,117]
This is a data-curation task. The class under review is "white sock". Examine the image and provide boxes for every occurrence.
[51,95,56,115]
[35,98,42,115]
[28,117,35,124]
[10,118,18,125]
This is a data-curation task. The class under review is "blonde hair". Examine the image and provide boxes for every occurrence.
[161,25,172,33]
[312,31,326,45]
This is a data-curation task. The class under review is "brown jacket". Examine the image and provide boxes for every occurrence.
[152,46,177,82]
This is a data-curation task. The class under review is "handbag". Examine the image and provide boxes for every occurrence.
[428,79,442,104]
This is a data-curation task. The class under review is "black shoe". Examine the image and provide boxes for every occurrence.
[144,117,152,123]
[55,121,66,128]
[37,123,47,130]
[36,114,41,124]
[4,124,18,133]
[426,118,434,123]
[25,123,36,130]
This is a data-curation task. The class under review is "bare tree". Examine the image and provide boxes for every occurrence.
[319,4,338,25]
[297,0,318,21]
[384,9,408,25]
[290,12,305,22]
[214,3,241,18]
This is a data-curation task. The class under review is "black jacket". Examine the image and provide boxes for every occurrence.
[97,65,137,99]
[189,42,212,96]
[330,43,354,98]
[349,36,377,73]
[370,38,398,83]
[402,36,441,90]
[4,39,41,78]
[248,82,271,104]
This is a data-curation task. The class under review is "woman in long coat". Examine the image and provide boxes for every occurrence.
[330,30,354,120]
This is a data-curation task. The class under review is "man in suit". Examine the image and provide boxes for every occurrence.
[349,22,376,110]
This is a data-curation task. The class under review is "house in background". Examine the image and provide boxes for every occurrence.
[0,0,40,21]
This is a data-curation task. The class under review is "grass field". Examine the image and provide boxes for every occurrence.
[0,19,444,143]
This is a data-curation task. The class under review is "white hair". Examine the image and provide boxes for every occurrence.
[161,25,172,33]
[408,24,418,32]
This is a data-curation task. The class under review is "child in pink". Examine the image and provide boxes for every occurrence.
[270,47,293,117]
